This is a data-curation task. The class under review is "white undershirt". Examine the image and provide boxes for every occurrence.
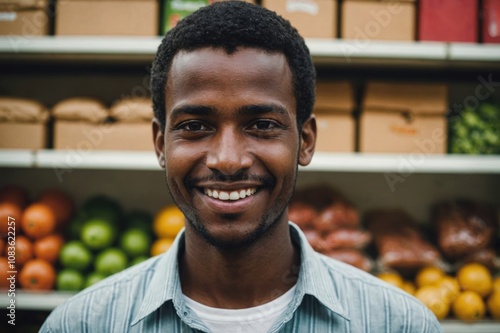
[183,285,297,333]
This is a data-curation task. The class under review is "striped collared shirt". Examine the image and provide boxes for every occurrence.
[40,223,443,333]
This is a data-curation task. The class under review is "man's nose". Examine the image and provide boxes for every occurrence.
[206,128,252,176]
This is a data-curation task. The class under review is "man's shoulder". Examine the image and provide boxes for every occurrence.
[316,253,442,330]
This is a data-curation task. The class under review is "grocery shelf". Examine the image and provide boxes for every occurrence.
[441,320,500,333]
[36,149,160,170]
[1,149,500,174]
[1,291,499,332]
[0,149,35,168]
[303,152,500,174]
[0,290,75,311]
[1,37,499,67]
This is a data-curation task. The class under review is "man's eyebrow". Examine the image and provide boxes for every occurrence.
[237,104,289,117]
[169,105,214,120]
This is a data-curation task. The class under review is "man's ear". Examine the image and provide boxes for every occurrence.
[152,117,166,168]
[298,115,316,166]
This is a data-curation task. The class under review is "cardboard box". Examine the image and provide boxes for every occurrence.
[56,0,159,36]
[262,0,337,39]
[0,0,49,36]
[359,82,448,154]
[419,0,478,43]
[0,122,47,149]
[483,0,500,43]
[314,82,355,152]
[163,0,255,34]
[341,0,416,41]
[54,121,153,151]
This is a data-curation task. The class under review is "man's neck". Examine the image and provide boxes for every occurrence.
[178,221,300,309]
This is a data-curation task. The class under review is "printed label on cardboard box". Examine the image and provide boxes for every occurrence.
[286,0,319,15]
[0,12,16,21]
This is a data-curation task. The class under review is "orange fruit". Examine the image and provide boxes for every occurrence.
[38,188,75,227]
[377,272,404,289]
[33,234,64,264]
[452,291,485,322]
[487,290,500,319]
[416,266,445,288]
[19,258,56,290]
[438,275,460,304]
[11,235,33,266]
[150,238,174,257]
[456,262,492,297]
[415,285,450,320]
[0,185,28,209]
[0,202,22,235]
[401,280,416,295]
[20,203,56,239]
[493,276,500,293]
[0,257,10,289]
[153,205,185,238]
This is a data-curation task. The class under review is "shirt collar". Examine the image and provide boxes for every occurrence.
[131,223,350,326]
[289,222,350,321]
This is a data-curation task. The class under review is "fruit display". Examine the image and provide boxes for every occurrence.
[0,185,185,294]
[449,102,500,154]
[289,184,500,323]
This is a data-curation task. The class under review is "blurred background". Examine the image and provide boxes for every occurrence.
[0,1,499,332]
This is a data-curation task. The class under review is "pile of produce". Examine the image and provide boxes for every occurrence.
[449,102,500,154]
[289,185,372,272]
[0,185,185,293]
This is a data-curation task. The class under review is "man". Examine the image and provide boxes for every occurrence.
[41,2,443,332]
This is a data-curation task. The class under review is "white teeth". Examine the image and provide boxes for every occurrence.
[204,188,257,201]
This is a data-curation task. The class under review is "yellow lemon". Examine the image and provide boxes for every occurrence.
[452,291,486,322]
[415,285,450,320]
[456,262,492,298]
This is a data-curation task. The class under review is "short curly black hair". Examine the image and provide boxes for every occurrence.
[151,1,316,132]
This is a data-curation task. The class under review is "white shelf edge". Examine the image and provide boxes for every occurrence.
[1,37,499,64]
[441,320,500,333]
[307,39,447,60]
[36,149,161,170]
[0,36,163,55]
[1,290,75,311]
[449,43,500,61]
[0,149,35,167]
[301,152,500,174]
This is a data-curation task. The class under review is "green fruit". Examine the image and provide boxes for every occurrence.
[81,219,115,250]
[125,210,153,234]
[57,269,85,291]
[84,272,107,288]
[66,211,88,240]
[95,248,128,276]
[120,228,151,257]
[59,241,92,271]
[83,195,122,227]
[129,256,149,267]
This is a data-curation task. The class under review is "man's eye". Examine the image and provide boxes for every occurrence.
[183,121,206,131]
[254,120,276,130]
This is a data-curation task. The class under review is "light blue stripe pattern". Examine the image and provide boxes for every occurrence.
[40,223,443,333]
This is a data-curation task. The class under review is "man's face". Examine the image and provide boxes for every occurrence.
[153,47,316,249]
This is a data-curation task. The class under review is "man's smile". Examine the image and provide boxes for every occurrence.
[204,188,258,201]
